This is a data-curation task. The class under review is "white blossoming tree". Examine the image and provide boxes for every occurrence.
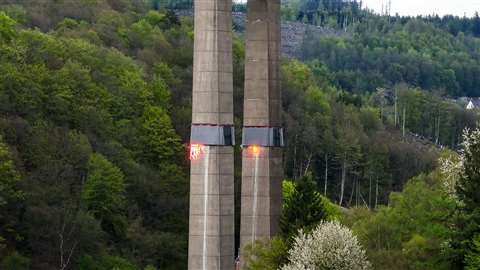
[281,221,371,270]
[439,151,463,200]
[440,128,480,267]
[440,128,480,200]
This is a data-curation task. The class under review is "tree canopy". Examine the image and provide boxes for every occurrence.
[0,0,479,269]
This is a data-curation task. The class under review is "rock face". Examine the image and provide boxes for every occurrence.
[176,9,349,59]
[281,21,308,58]
[282,21,352,58]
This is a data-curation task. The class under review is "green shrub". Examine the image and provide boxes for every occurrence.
[78,255,138,270]
[1,252,30,270]
[243,237,288,270]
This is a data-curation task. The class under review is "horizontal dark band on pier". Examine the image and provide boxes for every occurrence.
[191,124,235,146]
[242,126,284,147]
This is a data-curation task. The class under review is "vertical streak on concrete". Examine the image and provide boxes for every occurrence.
[251,154,260,245]
[202,147,210,270]
[240,0,283,259]
[189,0,235,269]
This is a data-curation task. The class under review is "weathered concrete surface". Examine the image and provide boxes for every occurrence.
[242,0,281,127]
[189,0,235,269]
[240,148,283,244]
[240,0,283,261]
[189,147,235,270]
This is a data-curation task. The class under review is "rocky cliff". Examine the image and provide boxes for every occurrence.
[175,10,350,59]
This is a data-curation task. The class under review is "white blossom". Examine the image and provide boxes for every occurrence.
[440,127,480,201]
[439,155,463,200]
[281,221,371,270]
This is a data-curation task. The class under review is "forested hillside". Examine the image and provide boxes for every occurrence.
[281,0,480,96]
[0,2,192,269]
[0,0,479,269]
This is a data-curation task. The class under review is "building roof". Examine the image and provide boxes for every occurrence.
[466,98,480,110]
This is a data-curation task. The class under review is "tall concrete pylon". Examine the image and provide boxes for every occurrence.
[188,0,235,269]
[240,0,283,259]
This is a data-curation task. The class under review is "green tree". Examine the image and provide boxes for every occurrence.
[139,106,181,166]
[147,77,171,110]
[352,171,456,270]
[243,237,288,270]
[0,5,27,24]
[281,60,313,92]
[82,153,127,237]
[0,12,16,42]
[465,235,480,270]
[0,136,22,207]
[0,136,23,247]
[280,174,338,239]
[0,4,191,268]
[454,129,480,268]
[1,252,30,270]
[78,254,138,270]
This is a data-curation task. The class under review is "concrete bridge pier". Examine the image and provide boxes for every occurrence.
[188,0,235,269]
[240,0,283,261]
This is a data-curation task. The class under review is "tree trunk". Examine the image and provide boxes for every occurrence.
[324,153,328,196]
[375,178,379,209]
[436,115,441,145]
[59,216,78,270]
[394,90,398,127]
[402,106,406,138]
[368,176,372,209]
[380,101,384,122]
[293,134,298,179]
[356,177,360,207]
[348,176,355,207]
[339,153,347,206]
[303,153,313,176]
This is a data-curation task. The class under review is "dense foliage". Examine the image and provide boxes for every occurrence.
[282,0,366,28]
[281,175,339,239]
[244,179,338,270]
[282,0,480,39]
[244,156,466,270]
[303,20,480,98]
[0,0,480,269]
[281,60,447,207]
[447,129,480,269]
[347,170,456,269]
[242,237,289,270]
[0,3,192,269]
[465,235,480,270]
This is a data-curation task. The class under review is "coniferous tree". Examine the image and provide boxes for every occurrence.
[465,235,480,270]
[280,174,331,239]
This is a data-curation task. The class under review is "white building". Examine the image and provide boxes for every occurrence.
[466,98,480,110]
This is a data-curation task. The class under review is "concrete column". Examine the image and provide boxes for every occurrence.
[189,0,235,269]
[240,0,283,259]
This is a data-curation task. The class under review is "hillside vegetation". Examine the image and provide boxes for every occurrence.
[0,0,479,269]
